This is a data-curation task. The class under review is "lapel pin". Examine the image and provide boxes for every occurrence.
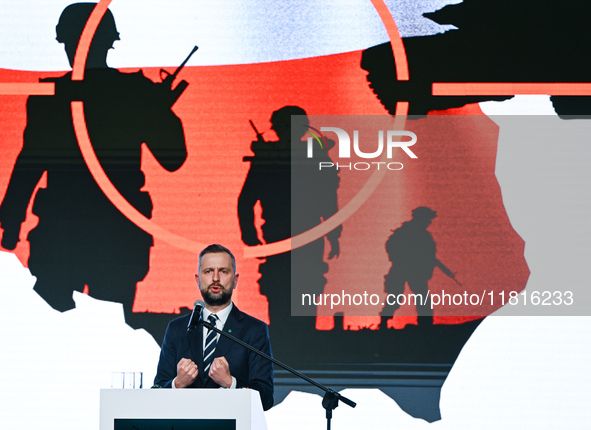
[228,329,232,333]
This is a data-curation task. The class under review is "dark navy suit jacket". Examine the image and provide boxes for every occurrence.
[154,304,274,410]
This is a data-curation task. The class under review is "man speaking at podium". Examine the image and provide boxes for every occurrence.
[154,244,274,410]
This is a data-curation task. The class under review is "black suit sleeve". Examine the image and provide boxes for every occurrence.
[154,320,181,389]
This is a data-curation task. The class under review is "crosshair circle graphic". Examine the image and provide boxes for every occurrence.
[70,0,410,258]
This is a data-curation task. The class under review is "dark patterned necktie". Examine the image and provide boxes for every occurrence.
[203,314,218,374]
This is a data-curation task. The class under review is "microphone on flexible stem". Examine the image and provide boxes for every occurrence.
[187,300,205,333]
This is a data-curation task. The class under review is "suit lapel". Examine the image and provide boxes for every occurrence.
[212,304,243,359]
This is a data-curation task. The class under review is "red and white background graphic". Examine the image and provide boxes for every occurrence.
[1,0,590,429]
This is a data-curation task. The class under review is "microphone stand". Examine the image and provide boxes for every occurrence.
[198,318,356,430]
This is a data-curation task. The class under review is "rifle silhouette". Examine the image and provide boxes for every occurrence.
[249,119,265,143]
[436,259,462,287]
[243,119,269,162]
[159,45,198,106]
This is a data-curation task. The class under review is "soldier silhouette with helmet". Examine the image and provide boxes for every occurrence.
[238,106,341,343]
[379,207,459,328]
[0,3,187,343]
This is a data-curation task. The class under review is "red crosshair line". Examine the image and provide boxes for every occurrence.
[432,83,591,95]
[0,83,54,95]
[2,1,591,258]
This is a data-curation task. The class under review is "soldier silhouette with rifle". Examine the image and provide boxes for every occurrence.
[379,207,460,328]
[238,106,341,343]
[0,2,194,344]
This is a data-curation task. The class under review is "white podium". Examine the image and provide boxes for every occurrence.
[100,388,268,430]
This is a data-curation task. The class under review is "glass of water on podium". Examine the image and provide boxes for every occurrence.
[111,371,143,389]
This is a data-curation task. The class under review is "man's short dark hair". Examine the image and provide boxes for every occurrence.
[198,244,237,273]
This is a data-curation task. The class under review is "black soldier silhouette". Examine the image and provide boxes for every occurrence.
[379,207,459,328]
[238,106,341,345]
[0,3,187,342]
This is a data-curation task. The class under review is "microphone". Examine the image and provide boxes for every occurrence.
[187,300,205,333]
